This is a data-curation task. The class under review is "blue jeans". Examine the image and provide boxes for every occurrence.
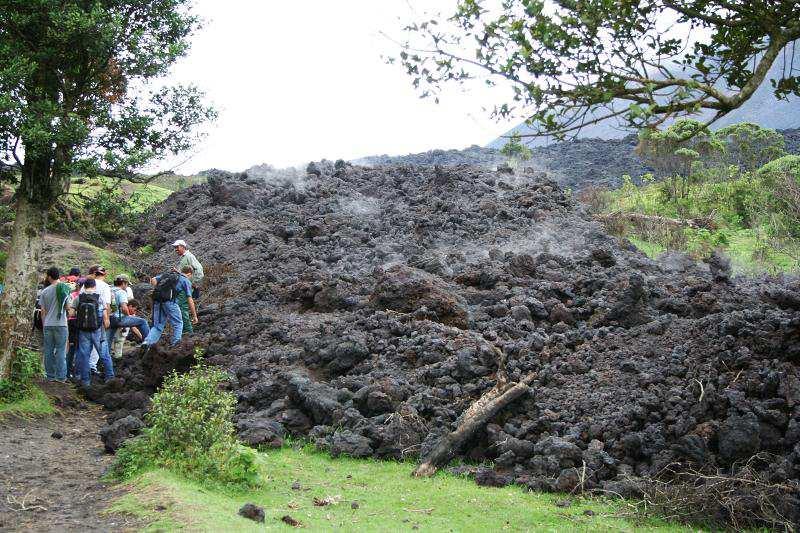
[107,315,151,345]
[144,301,183,346]
[75,327,114,386]
[43,326,68,381]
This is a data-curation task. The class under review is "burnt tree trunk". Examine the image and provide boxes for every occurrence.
[413,373,535,477]
[0,195,47,380]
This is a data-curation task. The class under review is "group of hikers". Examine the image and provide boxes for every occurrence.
[36,240,204,388]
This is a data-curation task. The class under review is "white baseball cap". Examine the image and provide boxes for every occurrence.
[171,239,187,247]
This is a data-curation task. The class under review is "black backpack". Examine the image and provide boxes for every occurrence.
[153,272,180,303]
[77,293,101,331]
[32,297,43,331]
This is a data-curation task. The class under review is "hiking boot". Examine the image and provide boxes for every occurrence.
[139,343,150,357]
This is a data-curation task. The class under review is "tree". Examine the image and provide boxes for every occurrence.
[394,1,800,138]
[713,122,786,170]
[0,1,215,380]
[637,119,724,177]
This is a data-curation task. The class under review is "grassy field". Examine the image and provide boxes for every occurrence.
[110,446,688,532]
[0,386,55,418]
[69,177,175,213]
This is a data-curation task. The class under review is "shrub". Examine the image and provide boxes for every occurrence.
[112,363,259,488]
[137,244,155,256]
[757,155,800,238]
[0,348,44,403]
[757,154,800,185]
[713,122,786,170]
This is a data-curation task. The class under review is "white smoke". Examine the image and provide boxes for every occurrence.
[245,163,309,191]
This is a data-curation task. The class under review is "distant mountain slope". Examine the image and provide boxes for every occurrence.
[357,129,799,192]
[489,57,800,149]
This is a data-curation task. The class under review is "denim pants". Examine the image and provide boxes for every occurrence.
[42,326,68,381]
[108,315,151,346]
[144,301,183,346]
[75,327,114,385]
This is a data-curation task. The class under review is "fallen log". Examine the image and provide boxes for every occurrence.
[595,212,716,230]
[412,373,536,477]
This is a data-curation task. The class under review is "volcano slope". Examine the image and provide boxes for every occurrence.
[105,162,799,525]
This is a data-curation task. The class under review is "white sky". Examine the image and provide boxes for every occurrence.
[165,0,515,174]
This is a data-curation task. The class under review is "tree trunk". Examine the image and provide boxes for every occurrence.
[0,196,47,380]
[413,373,536,477]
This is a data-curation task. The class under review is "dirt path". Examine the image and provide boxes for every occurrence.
[0,384,140,532]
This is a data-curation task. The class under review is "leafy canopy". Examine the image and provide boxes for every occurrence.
[0,0,215,207]
[394,0,800,138]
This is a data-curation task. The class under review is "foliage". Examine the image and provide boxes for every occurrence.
[0,348,44,403]
[757,154,800,185]
[499,131,532,165]
[756,155,800,239]
[112,363,259,488]
[109,448,684,532]
[81,186,139,239]
[0,0,216,207]
[0,385,54,417]
[138,244,155,256]
[714,122,786,170]
[604,173,800,273]
[394,1,800,138]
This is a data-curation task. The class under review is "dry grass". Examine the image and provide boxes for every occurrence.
[628,455,800,531]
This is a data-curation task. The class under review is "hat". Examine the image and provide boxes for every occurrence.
[115,273,130,283]
[171,239,187,248]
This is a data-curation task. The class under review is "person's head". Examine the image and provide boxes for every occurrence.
[172,239,188,256]
[45,267,60,284]
[114,273,130,289]
[75,277,87,291]
[180,265,193,278]
[68,267,81,277]
[83,278,97,291]
[128,298,139,312]
[88,265,106,279]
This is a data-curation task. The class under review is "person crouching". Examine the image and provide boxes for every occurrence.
[108,274,151,359]
[140,270,196,354]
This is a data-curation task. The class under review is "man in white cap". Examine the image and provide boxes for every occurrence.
[172,239,204,299]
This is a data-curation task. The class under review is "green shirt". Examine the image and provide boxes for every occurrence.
[178,250,204,284]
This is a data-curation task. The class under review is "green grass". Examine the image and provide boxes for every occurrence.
[69,176,173,212]
[0,386,55,418]
[605,175,800,273]
[109,446,688,532]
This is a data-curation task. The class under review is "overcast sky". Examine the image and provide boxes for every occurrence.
[165,1,515,173]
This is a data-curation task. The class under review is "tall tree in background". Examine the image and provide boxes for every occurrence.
[0,1,215,380]
[395,0,800,138]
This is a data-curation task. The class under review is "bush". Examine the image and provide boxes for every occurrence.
[757,155,800,238]
[112,363,259,488]
[0,348,44,403]
[757,154,800,185]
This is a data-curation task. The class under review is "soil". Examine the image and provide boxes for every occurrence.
[0,382,140,532]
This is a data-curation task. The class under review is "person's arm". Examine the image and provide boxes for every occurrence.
[103,306,110,329]
[130,326,143,341]
[187,296,198,324]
